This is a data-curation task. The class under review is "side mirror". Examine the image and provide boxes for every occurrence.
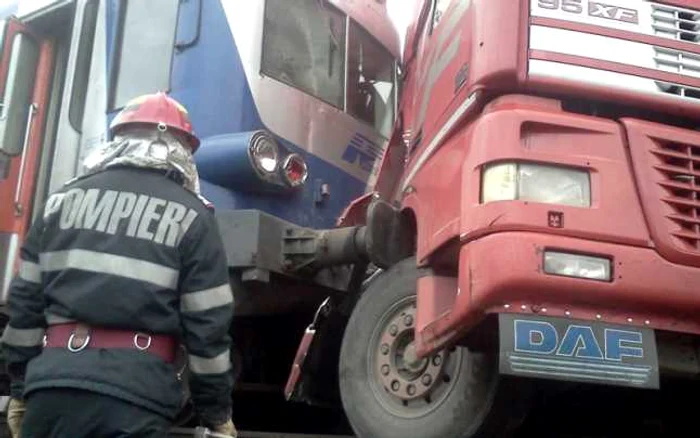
[0,33,39,156]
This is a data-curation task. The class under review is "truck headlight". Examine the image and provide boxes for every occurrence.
[482,162,591,207]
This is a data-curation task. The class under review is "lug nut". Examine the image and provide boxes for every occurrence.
[381,365,390,376]
[432,355,442,366]
[404,315,414,326]
[407,384,416,396]
[422,375,432,386]
[391,380,400,391]
[389,325,398,336]
[380,344,390,355]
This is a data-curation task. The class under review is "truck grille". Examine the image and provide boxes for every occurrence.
[654,47,700,78]
[649,4,700,253]
[654,46,700,100]
[653,141,700,251]
[624,120,700,267]
[652,4,700,43]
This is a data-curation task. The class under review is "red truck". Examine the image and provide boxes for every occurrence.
[285,0,700,436]
[0,0,697,436]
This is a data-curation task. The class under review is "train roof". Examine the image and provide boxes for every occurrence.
[0,1,401,58]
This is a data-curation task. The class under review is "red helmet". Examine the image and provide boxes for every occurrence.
[109,91,200,152]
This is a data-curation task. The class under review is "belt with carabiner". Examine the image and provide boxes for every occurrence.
[44,323,177,363]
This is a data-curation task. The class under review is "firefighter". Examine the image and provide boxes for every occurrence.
[0,92,237,437]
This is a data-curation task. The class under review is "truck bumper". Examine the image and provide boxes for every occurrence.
[416,231,700,357]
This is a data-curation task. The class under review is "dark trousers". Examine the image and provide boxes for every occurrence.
[20,388,171,438]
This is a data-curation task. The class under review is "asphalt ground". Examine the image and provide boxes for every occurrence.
[225,376,698,438]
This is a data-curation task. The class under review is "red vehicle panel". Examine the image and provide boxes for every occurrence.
[0,18,54,298]
[367,0,700,363]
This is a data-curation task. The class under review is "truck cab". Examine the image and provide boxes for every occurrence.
[330,0,700,436]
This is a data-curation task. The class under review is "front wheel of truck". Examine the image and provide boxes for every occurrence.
[338,257,529,438]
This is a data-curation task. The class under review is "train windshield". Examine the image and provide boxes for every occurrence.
[262,0,397,138]
[109,0,179,110]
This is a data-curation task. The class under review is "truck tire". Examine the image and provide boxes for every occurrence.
[339,257,528,438]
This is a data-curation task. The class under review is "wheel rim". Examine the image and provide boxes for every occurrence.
[368,295,462,418]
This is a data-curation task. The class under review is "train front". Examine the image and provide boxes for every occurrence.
[94,0,402,316]
[184,0,401,231]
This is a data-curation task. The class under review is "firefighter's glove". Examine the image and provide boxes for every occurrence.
[212,419,238,437]
[7,398,26,438]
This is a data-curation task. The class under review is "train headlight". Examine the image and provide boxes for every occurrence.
[482,162,591,207]
[249,133,279,174]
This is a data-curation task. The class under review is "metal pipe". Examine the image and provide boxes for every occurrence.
[314,226,367,267]
[14,103,37,216]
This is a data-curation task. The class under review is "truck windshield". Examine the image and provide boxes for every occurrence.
[0,20,5,59]
[432,0,453,29]
[0,19,6,177]
[262,0,397,138]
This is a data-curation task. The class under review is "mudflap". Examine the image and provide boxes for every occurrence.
[498,313,659,389]
[284,297,332,401]
[284,326,318,401]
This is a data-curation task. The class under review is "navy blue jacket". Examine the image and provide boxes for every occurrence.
[1,166,234,425]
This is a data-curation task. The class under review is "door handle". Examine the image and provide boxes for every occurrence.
[14,103,37,216]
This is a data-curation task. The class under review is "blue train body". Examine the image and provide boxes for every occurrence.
[0,0,399,230]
